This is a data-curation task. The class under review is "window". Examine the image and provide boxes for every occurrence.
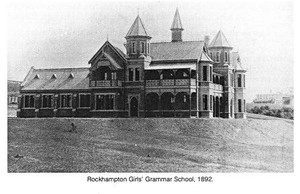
[104,72,108,80]
[147,43,150,54]
[24,95,35,108]
[203,95,208,110]
[224,52,228,62]
[95,94,115,110]
[203,66,207,81]
[60,94,72,108]
[243,74,246,87]
[132,42,136,54]
[238,99,242,112]
[112,72,117,80]
[209,66,212,81]
[140,41,145,54]
[42,94,53,108]
[216,52,220,62]
[244,99,246,112]
[230,73,234,87]
[79,94,90,108]
[129,68,134,81]
[238,74,242,87]
[210,95,213,110]
[135,68,140,81]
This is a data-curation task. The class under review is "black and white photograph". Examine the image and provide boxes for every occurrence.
[2,0,299,193]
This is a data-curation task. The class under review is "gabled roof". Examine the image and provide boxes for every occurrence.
[88,41,127,64]
[209,30,232,48]
[171,8,183,30]
[150,41,204,61]
[126,15,151,38]
[231,52,246,71]
[103,52,122,69]
[21,67,90,91]
[200,51,213,62]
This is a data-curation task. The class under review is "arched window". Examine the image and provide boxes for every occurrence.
[140,41,145,54]
[216,52,220,62]
[224,52,228,62]
[132,41,136,54]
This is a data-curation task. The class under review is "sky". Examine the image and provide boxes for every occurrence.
[7,0,293,101]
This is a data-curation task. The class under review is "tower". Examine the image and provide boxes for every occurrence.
[171,8,184,42]
[232,52,247,119]
[208,30,233,65]
[208,30,234,118]
[125,15,151,58]
[125,15,152,117]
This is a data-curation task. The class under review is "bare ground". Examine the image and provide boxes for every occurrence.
[7,116,293,172]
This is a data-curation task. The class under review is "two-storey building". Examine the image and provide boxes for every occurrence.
[17,9,246,118]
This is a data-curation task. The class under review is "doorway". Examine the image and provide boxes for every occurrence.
[130,97,138,117]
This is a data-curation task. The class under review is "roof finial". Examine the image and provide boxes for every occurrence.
[138,6,139,16]
[107,33,109,41]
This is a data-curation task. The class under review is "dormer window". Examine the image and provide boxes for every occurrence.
[68,73,74,79]
[51,74,57,79]
[132,41,136,54]
[34,74,39,79]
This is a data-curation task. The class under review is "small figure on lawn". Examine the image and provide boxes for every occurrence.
[69,122,77,133]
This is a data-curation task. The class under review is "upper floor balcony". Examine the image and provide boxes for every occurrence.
[199,82,223,91]
[145,69,196,88]
[146,79,196,87]
[90,80,122,87]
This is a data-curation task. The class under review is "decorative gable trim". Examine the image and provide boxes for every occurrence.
[88,41,127,65]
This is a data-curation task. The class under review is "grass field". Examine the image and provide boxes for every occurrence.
[8,116,293,172]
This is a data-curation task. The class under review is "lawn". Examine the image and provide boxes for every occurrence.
[8,116,293,172]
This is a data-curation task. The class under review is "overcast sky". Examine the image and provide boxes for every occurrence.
[7,0,293,101]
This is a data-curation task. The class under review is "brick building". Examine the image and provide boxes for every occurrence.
[17,9,246,118]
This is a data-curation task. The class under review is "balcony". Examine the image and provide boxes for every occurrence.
[199,82,223,91]
[146,79,195,87]
[213,84,223,91]
[90,80,122,87]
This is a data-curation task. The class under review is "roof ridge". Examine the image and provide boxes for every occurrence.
[33,67,89,71]
[151,40,203,44]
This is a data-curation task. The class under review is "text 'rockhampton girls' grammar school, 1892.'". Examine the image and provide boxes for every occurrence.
[17,8,246,118]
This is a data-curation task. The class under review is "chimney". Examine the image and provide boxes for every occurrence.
[204,35,210,47]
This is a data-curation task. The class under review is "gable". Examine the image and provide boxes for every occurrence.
[90,50,122,72]
[88,41,127,67]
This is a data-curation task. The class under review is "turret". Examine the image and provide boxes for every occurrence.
[171,8,184,42]
[208,30,233,65]
[125,15,151,58]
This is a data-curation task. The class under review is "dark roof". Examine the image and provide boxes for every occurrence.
[150,41,204,61]
[171,8,183,30]
[209,30,232,48]
[114,46,128,59]
[89,41,127,64]
[126,15,151,38]
[21,67,90,91]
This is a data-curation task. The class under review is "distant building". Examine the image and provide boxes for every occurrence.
[8,80,21,104]
[253,90,294,105]
[18,9,247,118]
